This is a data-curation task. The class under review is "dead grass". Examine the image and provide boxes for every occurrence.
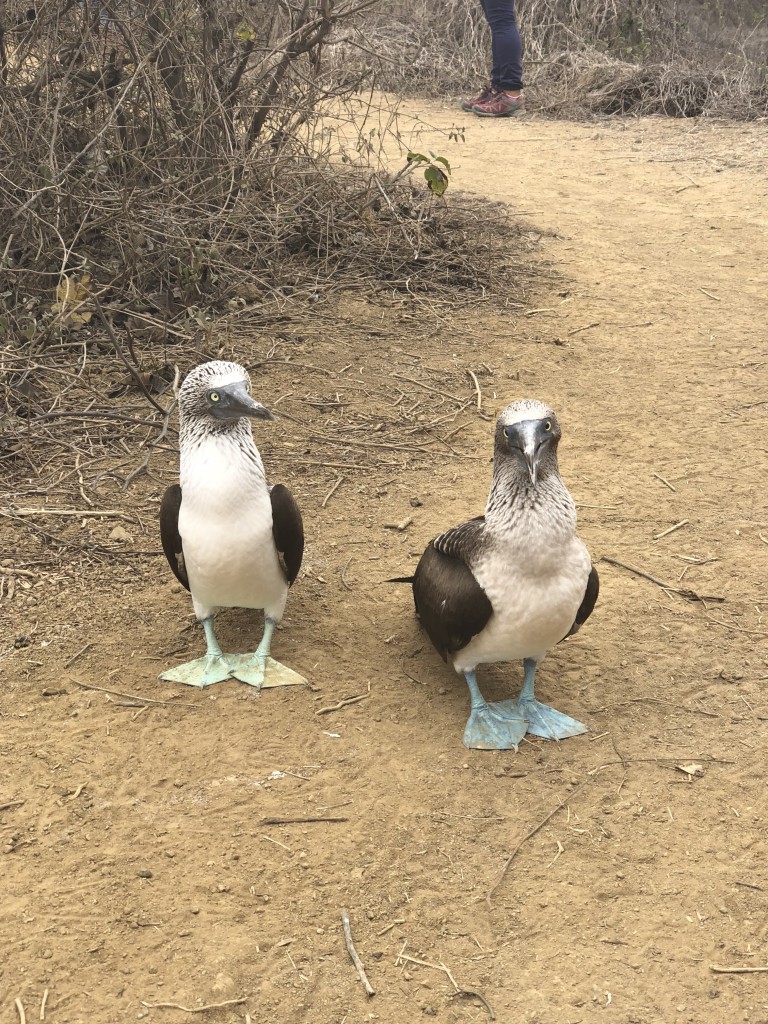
[328,0,768,118]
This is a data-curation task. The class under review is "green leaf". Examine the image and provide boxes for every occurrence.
[432,155,451,173]
[424,166,449,196]
[406,151,429,164]
[235,20,256,42]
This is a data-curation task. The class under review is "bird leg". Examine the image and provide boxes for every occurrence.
[516,658,588,740]
[159,616,233,687]
[227,616,307,689]
[462,669,528,750]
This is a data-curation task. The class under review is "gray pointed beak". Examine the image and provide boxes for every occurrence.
[504,419,547,486]
[211,381,273,422]
[523,436,539,486]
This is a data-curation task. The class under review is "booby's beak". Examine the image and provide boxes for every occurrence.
[208,382,273,422]
[504,419,551,486]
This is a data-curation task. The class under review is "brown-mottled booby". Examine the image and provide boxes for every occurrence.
[401,399,598,750]
[159,360,306,688]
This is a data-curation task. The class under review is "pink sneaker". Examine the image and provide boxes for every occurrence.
[460,84,494,112]
[472,91,526,117]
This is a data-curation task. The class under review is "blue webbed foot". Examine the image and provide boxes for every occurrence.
[160,616,233,687]
[227,654,307,689]
[160,653,232,687]
[520,699,588,740]
[464,698,528,750]
[517,658,588,741]
[461,670,527,750]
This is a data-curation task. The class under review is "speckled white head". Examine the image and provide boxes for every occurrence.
[494,399,562,486]
[497,399,557,428]
[178,360,272,429]
[180,360,250,402]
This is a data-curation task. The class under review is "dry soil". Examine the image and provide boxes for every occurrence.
[2,102,768,1024]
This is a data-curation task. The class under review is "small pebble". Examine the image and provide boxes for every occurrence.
[109,525,132,543]
[191,907,200,915]
[137,869,153,879]
[178,930,192,937]
[41,949,52,959]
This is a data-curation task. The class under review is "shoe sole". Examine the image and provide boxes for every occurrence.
[473,107,526,118]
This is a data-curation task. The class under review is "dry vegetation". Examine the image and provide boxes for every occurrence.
[340,0,768,116]
[1,0,532,521]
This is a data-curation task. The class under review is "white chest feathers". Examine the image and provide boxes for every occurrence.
[453,519,591,672]
[178,433,287,619]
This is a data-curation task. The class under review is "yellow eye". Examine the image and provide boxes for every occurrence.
[210,391,220,402]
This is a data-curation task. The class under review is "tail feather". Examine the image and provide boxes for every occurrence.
[386,576,415,584]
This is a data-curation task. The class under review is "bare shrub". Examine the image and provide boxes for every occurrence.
[1,1,537,502]
[0,0,505,342]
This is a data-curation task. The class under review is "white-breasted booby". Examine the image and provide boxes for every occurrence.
[159,360,306,689]
[400,399,598,750]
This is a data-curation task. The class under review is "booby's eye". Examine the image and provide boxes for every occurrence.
[544,420,552,431]
[209,391,220,403]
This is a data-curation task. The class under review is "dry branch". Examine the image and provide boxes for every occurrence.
[341,909,375,997]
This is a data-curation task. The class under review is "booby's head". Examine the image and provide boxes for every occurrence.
[496,399,561,487]
[178,360,273,428]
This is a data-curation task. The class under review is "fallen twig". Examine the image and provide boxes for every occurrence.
[451,989,497,1021]
[0,799,25,812]
[321,475,344,509]
[140,997,248,1012]
[14,998,25,1024]
[377,918,405,936]
[315,682,371,715]
[342,908,375,997]
[652,472,676,492]
[654,519,689,540]
[64,643,92,668]
[567,321,600,336]
[710,964,768,974]
[600,556,725,603]
[70,677,200,709]
[487,781,587,906]
[383,516,413,531]
[40,988,48,1021]
[262,816,349,825]
[466,369,482,410]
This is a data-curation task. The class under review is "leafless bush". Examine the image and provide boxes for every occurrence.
[0,0,508,344]
[334,0,768,117]
[1,0,541,503]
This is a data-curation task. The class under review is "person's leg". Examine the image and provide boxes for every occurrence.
[483,0,523,94]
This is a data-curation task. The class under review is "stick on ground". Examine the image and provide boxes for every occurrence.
[710,964,768,974]
[487,781,587,906]
[341,909,375,997]
[140,997,248,1012]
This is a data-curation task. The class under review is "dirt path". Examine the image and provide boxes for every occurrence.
[3,106,767,1023]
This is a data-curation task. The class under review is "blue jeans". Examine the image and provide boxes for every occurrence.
[479,0,524,92]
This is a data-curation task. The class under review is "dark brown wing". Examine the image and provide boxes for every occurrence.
[159,483,189,591]
[270,483,304,585]
[561,564,599,641]
[412,519,492,662]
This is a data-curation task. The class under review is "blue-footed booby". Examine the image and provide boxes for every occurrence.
[159,360,306,689]
[401,399,598,750]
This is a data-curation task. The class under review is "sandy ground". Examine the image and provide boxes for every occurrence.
[2,102,768,1024]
